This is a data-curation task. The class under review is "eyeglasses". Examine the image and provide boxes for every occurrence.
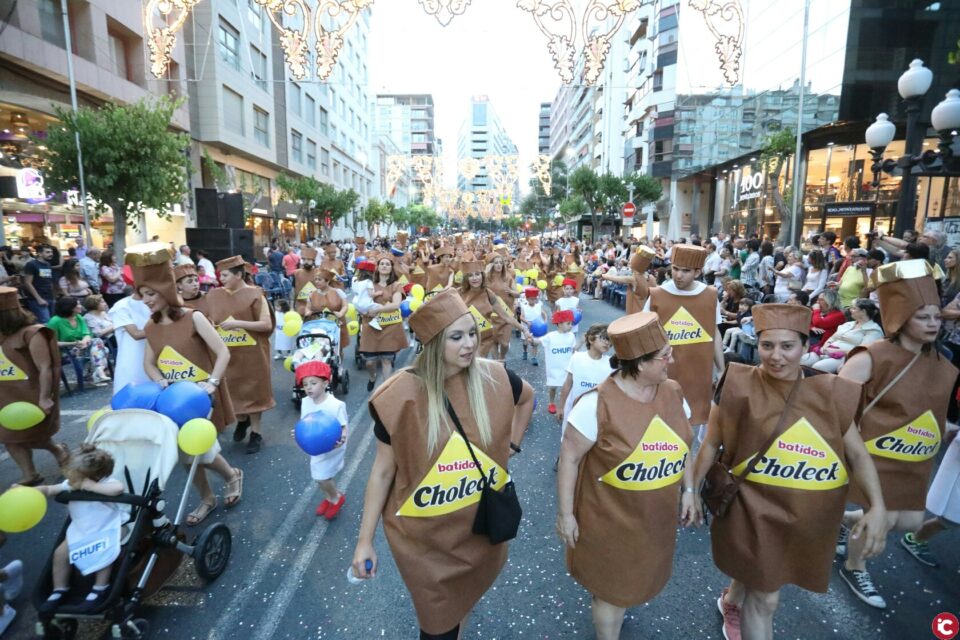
[651,347,673,361]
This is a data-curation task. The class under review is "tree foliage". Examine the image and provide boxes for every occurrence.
[40,96,190,258]
[760,129,797,230]
[275,173,358,238]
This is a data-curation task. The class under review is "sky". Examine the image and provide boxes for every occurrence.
[368,3,563,192]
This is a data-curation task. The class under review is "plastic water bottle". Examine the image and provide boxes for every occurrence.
[346,559,374,585]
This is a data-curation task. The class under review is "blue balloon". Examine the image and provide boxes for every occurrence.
[354,256,365,266]
[295,411,343,455]
[400,299,412,319]
[573,309,582,325]
[530,319,548,338]
[391,247,404,257]
[155,382,212,427]
[515,275,524,284]
[111,381,164,411]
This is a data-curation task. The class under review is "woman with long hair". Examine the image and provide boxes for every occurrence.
[802,249,830,302]
[459,260,528,360]
[359,255,408,391]
[800,298,883,373]
[99,250,125,307]
[351,288,534,639]
[941,247,960,305]
[58,258,92,299]
[484,253,520,360]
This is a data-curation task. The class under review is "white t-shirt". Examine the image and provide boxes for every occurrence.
[567,390,692,442]
[643,280,723,326]
[108,296,152,394]
[352,279,375,314]
[560,351,614,437]
[540,330,577,387]
[555,295,581,332]
[301,394,348,481]
[521,300,544,323]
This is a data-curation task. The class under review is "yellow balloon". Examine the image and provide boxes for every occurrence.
[537,279,547,290]
[345,303,358,322]
[525,269,539,280]
[282,311,303,337]
[178,418,217,456]
[87,406,111,432]
[514,269,521,276]
[283,356,294,372]
[0,401,45,431]
[410,284,425,301]
[347,320,360,336]
[553,274,564,287]
[0,486,46,533]
[408,298,422,312]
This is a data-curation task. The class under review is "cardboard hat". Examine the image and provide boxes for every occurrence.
[408,287,470,344]
[435,246,454,257]
[752,303,812,337]
[523,286,540,298]
[876,259,940,335]
[630,246,657,273]
[323,243,338,254]
[670,244,708,269]
[313,268,339,283]
[126,242,183,307]
[562,278,577,289]
[396,231,409,248]
[453,233,463,246]
[607,311,668,360]
[552,309,574,324]
[460,260,484,275]
[295,360,331,385]
[0,286,20,311]
[173,263,197,281]
[216,255,246,272]
[355,236,366,245]
[301,246,318,261]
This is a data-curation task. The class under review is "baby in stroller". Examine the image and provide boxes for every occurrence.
[34,445,124,610]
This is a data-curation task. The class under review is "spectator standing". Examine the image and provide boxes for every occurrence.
[78,247,102,292]
[58,259,93,299]
[174,245,194,267]
[99,250,126,307]
[740,239,761,289]
[196,250,216,281]
[73,235,87,260]
[283,245,300,278]
[22,244,57,323]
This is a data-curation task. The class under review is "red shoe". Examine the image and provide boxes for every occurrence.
[315,499,331,516]
[548,403,557,414]
[324,494,346,520]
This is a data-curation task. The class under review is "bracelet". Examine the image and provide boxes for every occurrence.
[683,487,696,494]
[509,442,521,453]
[207,378,221,387]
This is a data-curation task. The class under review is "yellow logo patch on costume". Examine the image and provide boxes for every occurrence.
[216,316,256,347]
[397,432,509,518]
[733,418,848,490]
[663,306,712,345]
[296,281,317,300]
[599,417,688,490]
[864,410,941,461]
[398,275,409,286]
[0,347,27,381]
[468,305,492,332]
[430,284,444,293]
[156,346,209,382]
[454,271,463,284]
[377,309,403,327]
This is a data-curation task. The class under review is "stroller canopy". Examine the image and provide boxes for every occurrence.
[86,409,180,493]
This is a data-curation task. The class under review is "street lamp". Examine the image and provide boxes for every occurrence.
[865,60,960,237]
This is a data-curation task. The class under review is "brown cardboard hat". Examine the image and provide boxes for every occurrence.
[608,311,668,360]
[435,246,454,257]
[301,246,318,260]
[396,231,409,248]
[876,259,939,335]
[173,263,197,281]
[408,287,470,344]
[126,242,182,307]
[670,244,708,269]
[0,286,20,311]
[355,236,366,245]
[630,245,657,273]
[216,255,245,271]
[323,243,338,255]
[460,261,484,274]
[453,233,463,246]
[752,303,812,337]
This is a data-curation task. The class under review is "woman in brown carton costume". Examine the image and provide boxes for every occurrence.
[557,311,696,640]
[485,252,520,360]
[691,304,887,640]
[425,245,455,297]
[0,286,67,485]
[837,259,957,609]
[304,267,349,355]
[351,288,534,640]
[602,246,658,315]
[132,243,242,526]
[205,255,275,454]
[318,242,346,290]
[359,254,408,391]
[458,260,528,360]
[292,246,319,315]
[174,263,211,318]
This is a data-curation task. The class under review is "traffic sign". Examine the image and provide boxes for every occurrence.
[622,201,636,225]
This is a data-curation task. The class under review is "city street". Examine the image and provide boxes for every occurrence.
[2,295,957,639]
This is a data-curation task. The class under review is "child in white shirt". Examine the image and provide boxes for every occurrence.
[273,299,296,359]
[554,279,582,334]
[528,309,577,415]
[557,323,614,437]
[519,287,547,365]
[352,262,380,330]
[295,360,348,520]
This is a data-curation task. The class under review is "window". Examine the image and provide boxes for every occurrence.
[291,130,303,163]
[321,148,330,176]
[218,19,241,70]
[250,46,268,89]
[333,160,341,184]
[307,139,317,169]
[653,70,663,92]
[253,107,270,147]
[339,98,346,118]
[223,86,244,134]
[108,31,129,80]
[290,83,302,118]
[349,108,355,129]
[247,0,263,33]
[331,124,338,146]
[472,103,487,126]
[306,96,316,127]
[38,0,65,47]
[320,107,329,136]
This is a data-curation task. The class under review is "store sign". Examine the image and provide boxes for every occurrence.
[735,172,764,204]
[823,202,876,217]
[16,168,49,203]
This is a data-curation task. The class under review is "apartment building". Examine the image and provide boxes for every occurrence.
[538,102,551,155]
[375,93,439,203]
[456,96,519,195]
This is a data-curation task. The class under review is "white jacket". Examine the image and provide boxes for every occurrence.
[821,320,884,355]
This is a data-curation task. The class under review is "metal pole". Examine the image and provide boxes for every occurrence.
[788,0,810,248]
[61,0,93,246]
[895,95,924,237]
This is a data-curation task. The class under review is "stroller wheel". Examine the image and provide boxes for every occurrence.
[41,618,78,640]
[340,369,350,394]
[118,618,150,639]
[193,522,232,581]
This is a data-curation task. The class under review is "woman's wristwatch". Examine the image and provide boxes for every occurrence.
[207,378,221,387]
[509,442,521,454]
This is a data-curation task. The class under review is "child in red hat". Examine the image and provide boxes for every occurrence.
[555,278,581,335]
[520,286,546,365]
[295,360,348,519]
[527,309,576,414]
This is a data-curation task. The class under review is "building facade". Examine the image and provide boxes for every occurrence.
[538,102,551,155]
[375,93,439,203]
[456,96,519,194]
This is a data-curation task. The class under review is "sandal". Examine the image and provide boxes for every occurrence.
[224,468,243,508]
[185,499,217,526]
[17,474,43,487]
[53,443,70,467]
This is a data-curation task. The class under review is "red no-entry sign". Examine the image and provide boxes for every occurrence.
[622,201,636,224]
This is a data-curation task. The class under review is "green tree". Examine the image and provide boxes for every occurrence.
[407,204,440,232]
[275,174,358,239]
[390,206,411,234]
[628,174,663,207]
[354,198,393,237]
[759,129,796,230]
[39,97,190,258]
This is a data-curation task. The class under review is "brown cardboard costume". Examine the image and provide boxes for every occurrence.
[425,260,454,296]
[626,246,657,315]
[292,247,320,313]
[358,281,408,354]
[567,312,692,606]
[846,262,956,511]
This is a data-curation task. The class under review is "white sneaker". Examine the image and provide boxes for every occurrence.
[0,605,15,635]
[2,560,22,601]
[369,318,382,331]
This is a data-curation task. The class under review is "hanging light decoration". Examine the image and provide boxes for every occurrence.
[688,0,744,85]
[256,0,312,80]
[458,158,480,183]
[532,154,553,196]
[385,155,408,198]
[314,0,371,80]
[144,0,202,79]
[418,0,472,26]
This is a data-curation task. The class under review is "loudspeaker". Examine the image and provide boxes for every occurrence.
[195,188,220,227]
[221,192,244,229]
[186,228,254,264]
[0,177,17,199]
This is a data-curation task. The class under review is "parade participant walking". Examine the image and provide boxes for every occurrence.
[558,312,695,640]
[519,287,546,364]
[554,278,582,335]
[292,246,319,316]
[644,244,724,434]
[295,360,348,519]
[305,268,350,356]
[351,288,534,639]
[174,263,210,317]
[529,309,577,415]
[319,242,346,290]
[837,260,957,609]
[425,246,455,297]
[602,246,657,314]
[691,304,887,640]
[0,286,67,485]
[556,323,613,436]
[130,243,242,526]
[485,253,520,361]
[359,255,408,392]
[458,260,528,360]
[205,256,276,454]
[108,287,151,393]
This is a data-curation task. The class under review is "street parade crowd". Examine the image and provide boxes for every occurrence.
[0,226,957,640]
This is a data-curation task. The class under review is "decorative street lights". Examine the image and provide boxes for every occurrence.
[865,59,960,237]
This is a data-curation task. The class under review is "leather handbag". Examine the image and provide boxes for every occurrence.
[445,398,522,545]
[701,373,803,517]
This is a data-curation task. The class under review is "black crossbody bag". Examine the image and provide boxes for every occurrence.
[445,398,522,545]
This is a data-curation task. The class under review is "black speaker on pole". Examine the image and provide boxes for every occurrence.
[221,192,244,229]
[186,228,254,264]
[195,188,220,227]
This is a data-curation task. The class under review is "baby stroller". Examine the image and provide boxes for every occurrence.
[290,312,350,408]
[32,410,232,639]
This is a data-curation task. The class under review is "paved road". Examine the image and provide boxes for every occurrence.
[2,296,957,639]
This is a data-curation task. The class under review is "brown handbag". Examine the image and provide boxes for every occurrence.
[701,373,803,517]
